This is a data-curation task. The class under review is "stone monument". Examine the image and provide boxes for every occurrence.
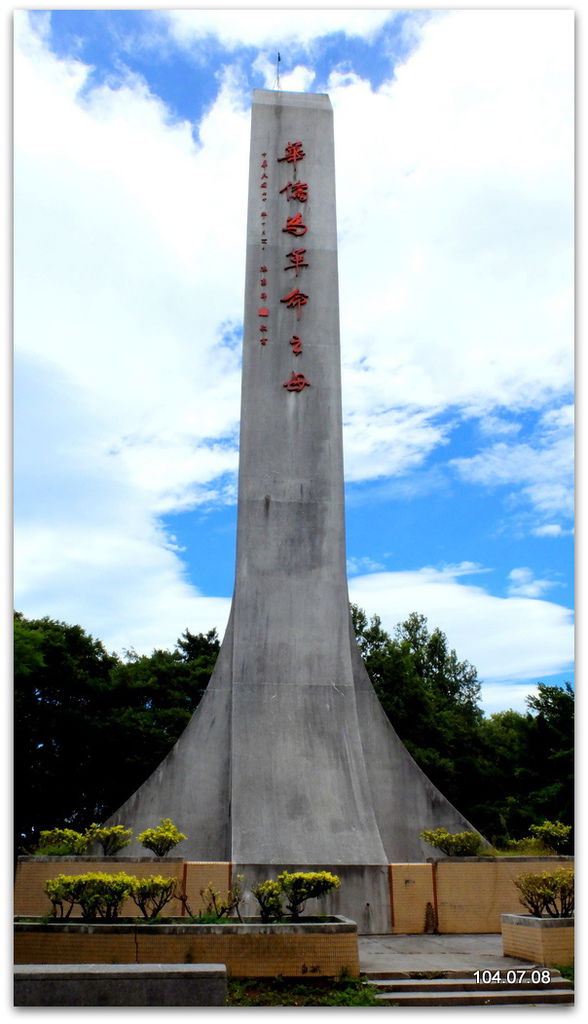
[107,90,479,932]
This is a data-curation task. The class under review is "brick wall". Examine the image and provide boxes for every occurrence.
[183,863,231,916]
[15,856,573,935]
[14,859,231,919]
[14,925,360,978]
[388,858,573,934]
[501,917,574,967]
[435,859,572,933]
[389,864,434,933]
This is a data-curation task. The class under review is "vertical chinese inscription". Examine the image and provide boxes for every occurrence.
[258,154,269,345]
[278,141,311,392]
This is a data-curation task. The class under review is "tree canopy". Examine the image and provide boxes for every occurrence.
[14,613,219,854]
[351,606,573,844]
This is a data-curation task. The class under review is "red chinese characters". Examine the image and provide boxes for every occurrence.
[258,152,269,344]
[284,248,308,275]
[278,141,305,167]
[280,288,308,319]
[279,181,308,202]
[276,139,312,389]
[282,213,307,237]
[283,371,311,392]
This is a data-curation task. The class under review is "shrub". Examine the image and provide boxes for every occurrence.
[514,867,574,918]
[199,875,244,922]
[420,828,483,857]
[129,875,177,919]
[277,871,341,919]
[45,874,89,918]
[44,872,137,921]
[136,818,187,857]
[85,824,133,856]
[36,828,90,856]
[529,820,572,853]
[251,879,284,922]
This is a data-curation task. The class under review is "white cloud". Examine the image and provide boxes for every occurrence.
[252,54,316,93]
[347,556,386,577]
[14,518,232,656]
[14,14,248,500]
[480,682,541,718]
[158,8,398,50]
[450,404,573,527]
[533,524,568,538]
[330,9,573,493]
[14,11,248,647]
[507,567,559,599]
[478,415,522,439]
[348,565,573,689]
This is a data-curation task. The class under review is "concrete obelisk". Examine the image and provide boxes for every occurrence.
[108,91,479,932]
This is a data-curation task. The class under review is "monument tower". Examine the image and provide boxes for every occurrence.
[109,90,478,931]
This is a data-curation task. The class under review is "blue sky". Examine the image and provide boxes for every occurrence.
[13,7,574,714]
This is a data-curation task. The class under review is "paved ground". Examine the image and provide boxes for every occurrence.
[359,934,536,974]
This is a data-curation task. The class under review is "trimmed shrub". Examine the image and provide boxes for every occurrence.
[36,828,90,856]
[45,874,89,918]
[420,828,483,856]
[130,875,177,919]
[251,879,284,922]
[277,870,341,919]
[514,867,574,918]
[44,872,137,921]
[136,818,187,857]
[529,820,572,853]
[86,824,133,856]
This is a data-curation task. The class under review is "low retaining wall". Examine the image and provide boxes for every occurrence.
[15,855,573,935]
[14,963,227,1006]
[14,857,229,919]
[14,917,360,978]
[501,913,574,967]
[389,858,573,934]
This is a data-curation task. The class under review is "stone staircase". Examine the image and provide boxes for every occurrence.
[364,968,574,1006]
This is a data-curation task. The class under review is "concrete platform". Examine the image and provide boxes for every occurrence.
[359,933,540,974]
[14,963,227,1007]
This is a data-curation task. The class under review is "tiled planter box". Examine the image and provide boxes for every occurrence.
[14,916,359,978]
[501,913,574,967]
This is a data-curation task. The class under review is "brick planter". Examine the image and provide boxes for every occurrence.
[14,917,359,978]
[501,913,574,967]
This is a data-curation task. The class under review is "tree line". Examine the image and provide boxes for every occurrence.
[14,608,573,855]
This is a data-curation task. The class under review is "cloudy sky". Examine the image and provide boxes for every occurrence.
[13,6,574,715]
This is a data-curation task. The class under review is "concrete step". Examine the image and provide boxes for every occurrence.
[373,988,574,1006]
[368,974,573,993]
[364,967,566,980]
[365,970,573,1006]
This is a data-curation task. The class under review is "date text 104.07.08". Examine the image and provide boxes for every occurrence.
[474,970,552,985]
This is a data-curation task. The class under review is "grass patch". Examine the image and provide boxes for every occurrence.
[227,976,379,1006]
[556,964,574,983]
[479,839,557,857]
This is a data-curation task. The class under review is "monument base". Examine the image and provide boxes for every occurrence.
[235,863,391,934]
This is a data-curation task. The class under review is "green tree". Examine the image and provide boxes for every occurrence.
[473,708,536,840]
[351,605,573,842]
[352,607,484,817]
[525,683,574,833]
[14,614,219,855]
[14,613,120,853]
